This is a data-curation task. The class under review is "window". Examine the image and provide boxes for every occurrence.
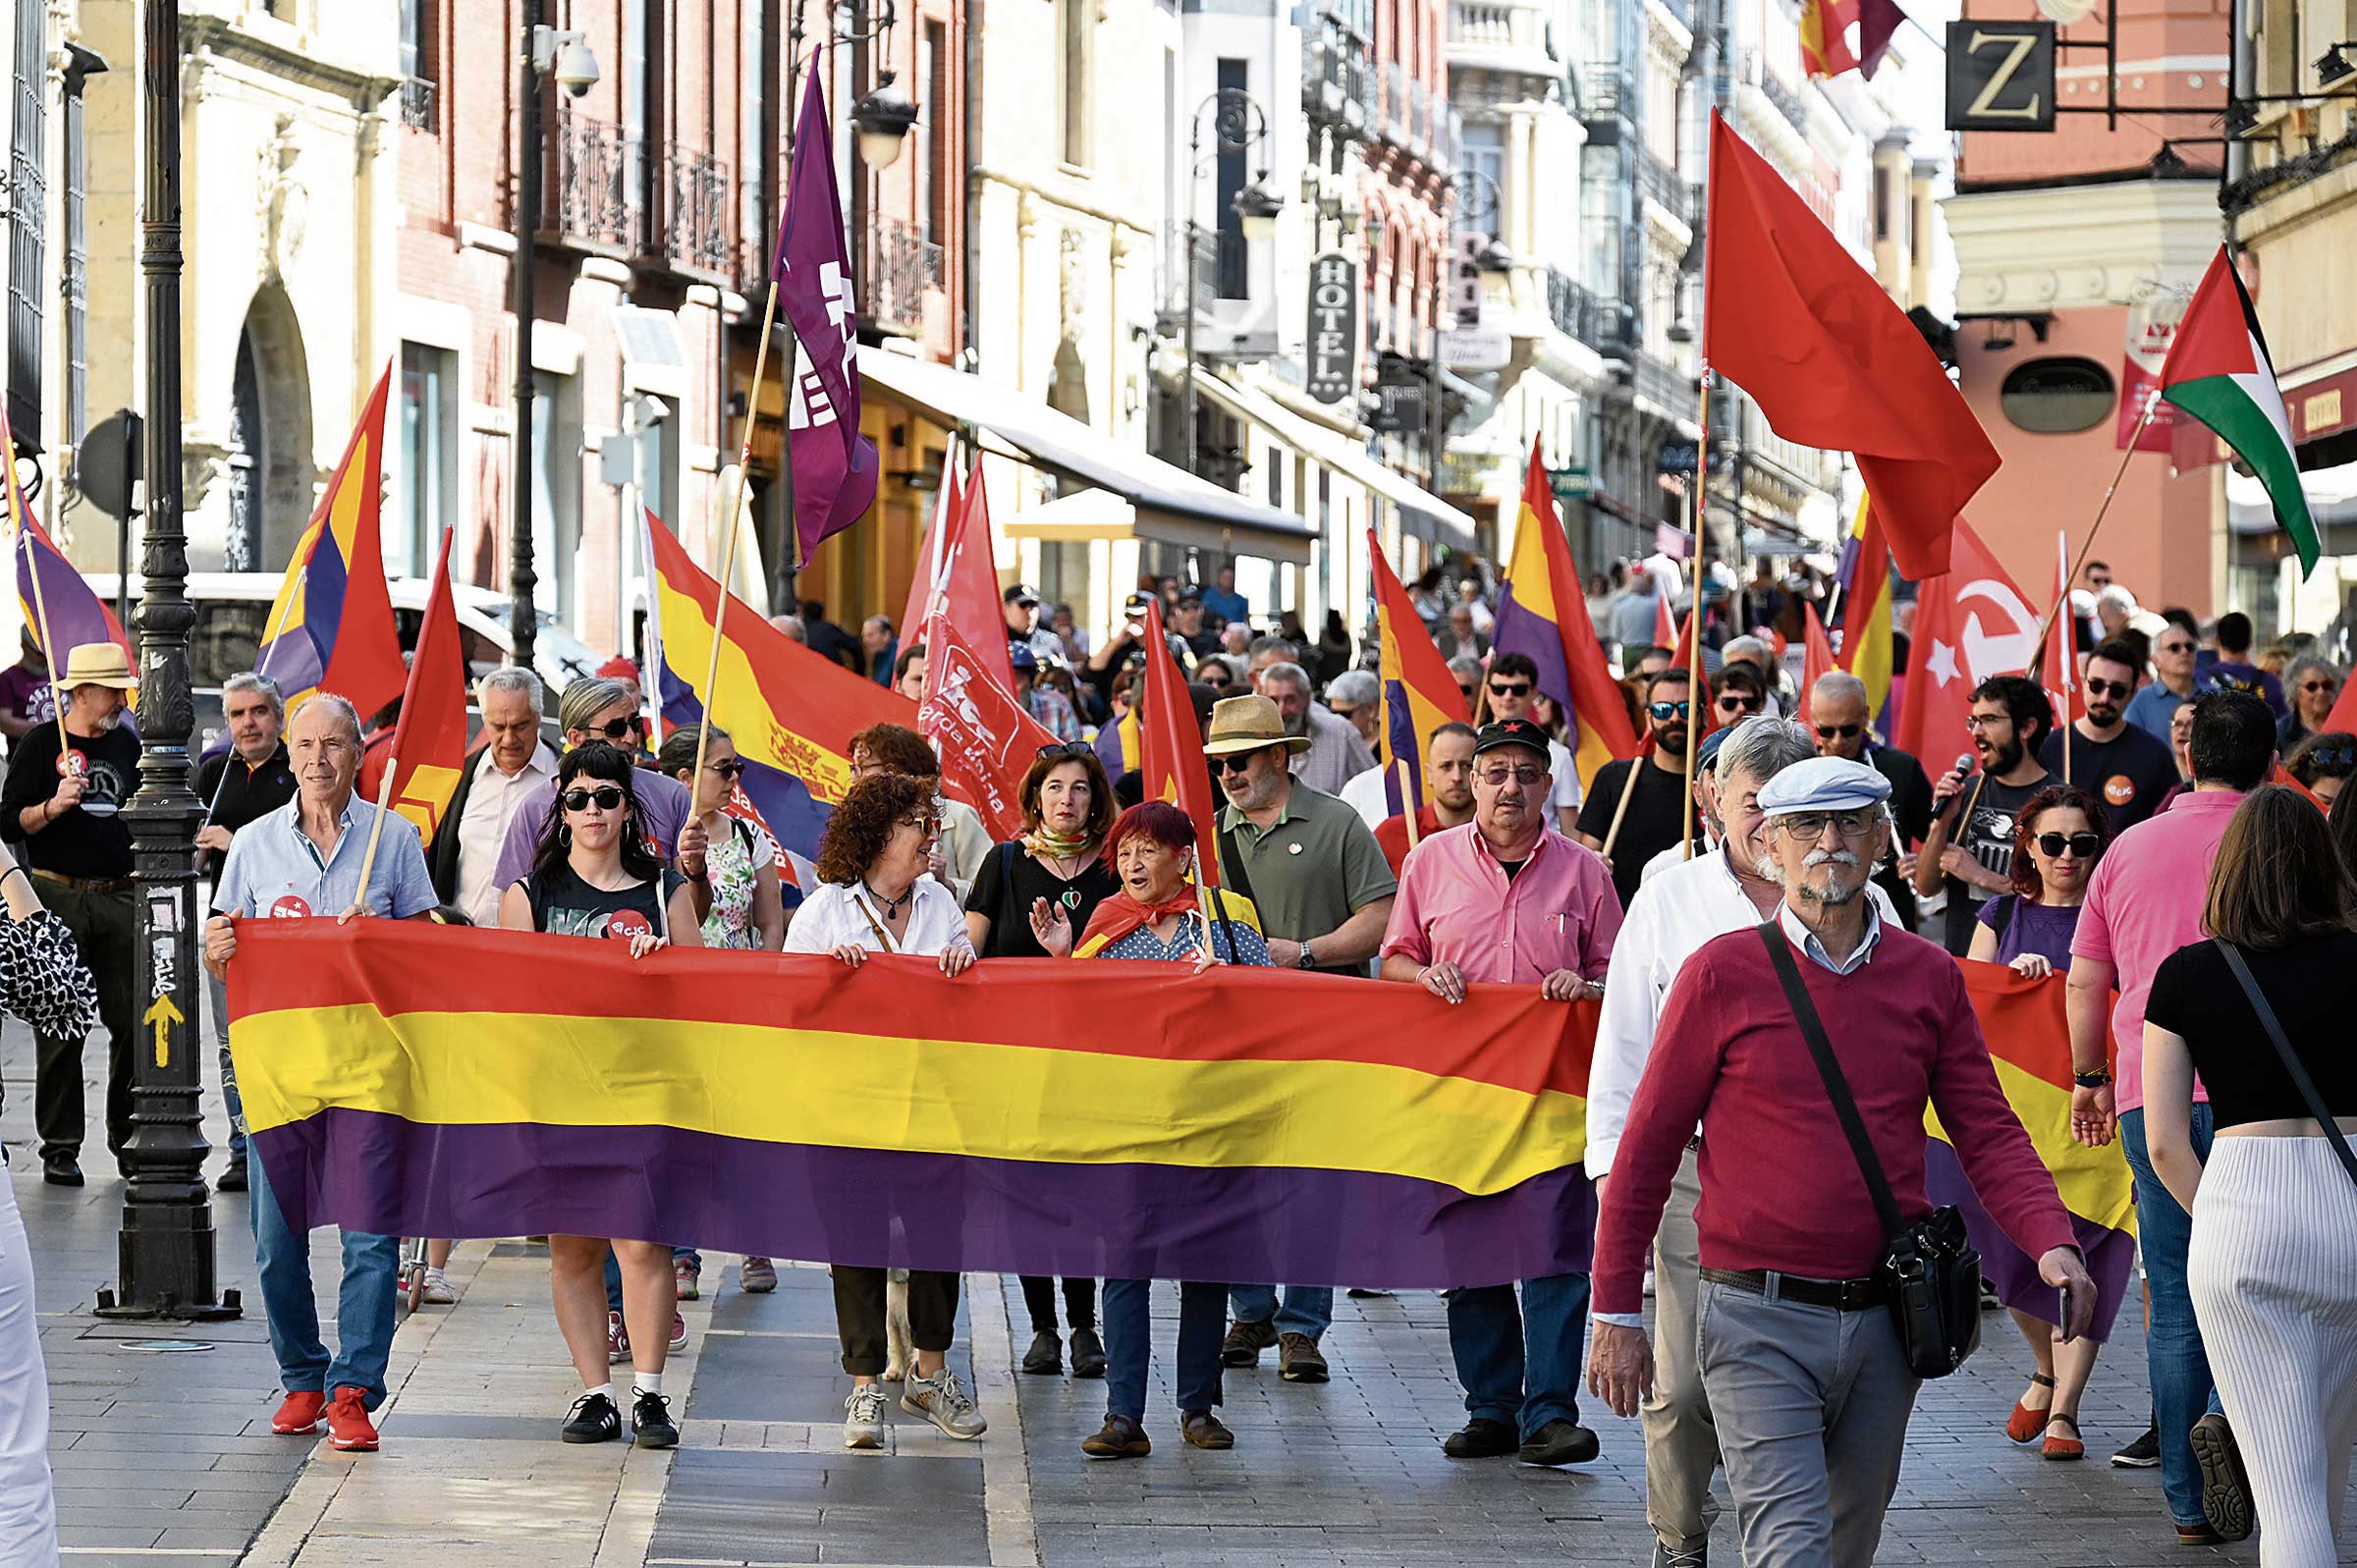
[623,0,657,250]
[1061,0,1092,167]
[1460,125,1504,241]
[2000,357,2115,434]
[398,344,458,582]
[1215,58,1248,299]
[1873,165,1891,242]
[529,370,583,620]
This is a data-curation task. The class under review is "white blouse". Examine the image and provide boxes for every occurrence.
[781,878,972,958]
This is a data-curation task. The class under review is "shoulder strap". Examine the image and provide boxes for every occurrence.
[1756,921,1908,1241]
[1994,893,2018,943]
[1208,884,1243,964]
[1217,821,1258,906]
[2214,939,2357,1187]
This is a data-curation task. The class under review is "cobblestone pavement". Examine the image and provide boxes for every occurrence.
[12,1015,2356,1565]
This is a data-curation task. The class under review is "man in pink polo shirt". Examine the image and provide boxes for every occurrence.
[2065,689,2273,1544]
[1380,717,1621,1470]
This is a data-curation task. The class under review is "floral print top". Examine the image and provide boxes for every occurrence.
[701,814,780,949]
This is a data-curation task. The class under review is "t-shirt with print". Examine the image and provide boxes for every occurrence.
[523,861,683,944]
[1941,771,2049,955]
[965,840,1120,959]
[0,663,56,744]
[2038,725,2177,835]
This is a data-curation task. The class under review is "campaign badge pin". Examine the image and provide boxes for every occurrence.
[607,909,654,942]
[268,894,312,919]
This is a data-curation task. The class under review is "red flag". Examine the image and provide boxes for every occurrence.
[361,529,468,847]
[1894,517,2044,769]
[918,609,1059,842]
[1799,0,1860,78]
[1796,603,1836,729]
[2324,672,2357,736]
[899,457,1015,698]
[1137,600,1223,887]
[2040,532,2083,755]
[1652,586,1677,653]
[1703,113,1997,580]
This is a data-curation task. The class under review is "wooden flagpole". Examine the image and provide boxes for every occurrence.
[15,516,72,763]
[2027,395,2157,674]
[341,762,401,921]
[1396,757,1420,850]
[1680,369,1713,861]
[691,277,787,797]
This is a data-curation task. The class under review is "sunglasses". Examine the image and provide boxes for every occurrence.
[900,814,943,838]
[1218,748,1277,774]
[560,785,627,813]
[2083,677,2132,699]
[1329,704,1362,722]
[2036,832,2103,858]
[1648,700,1691,721]
[1488,681,1532,698]
[708,759,744,781]
[1035,741,1093,762]
[1777,809,1879,839]
[2309,745,2357,767]
[1815,723,1862,739]
[582,717,639,741]
[2159,640,2194,655]
[1457,684,1478,702]
[1717,694,1762,713]
[2302,679,2337,693]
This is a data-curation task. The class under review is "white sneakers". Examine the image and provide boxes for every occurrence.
[903,1369,987,1440]
[844,1383,888,1450]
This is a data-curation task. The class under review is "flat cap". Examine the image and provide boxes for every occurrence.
[1753,755,1891,817]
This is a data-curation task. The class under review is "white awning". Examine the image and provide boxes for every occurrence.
[2226,460,2357,535]
[857,347,1317,567]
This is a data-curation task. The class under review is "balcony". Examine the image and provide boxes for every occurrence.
[1156,227,1221,330]
[1448,0,1562,81]
[399,76,436,131]
[1740,49,1809,134]
[1303,17,1374,136]
[1635,143,1693,229]
[544,111,738,279]
[1579,61,1630,126]
[1432,103,1462,177]
[1544,267,1602,346]
[865,218,944,337]
[665,148,734,279]
[1635,350,1695,417]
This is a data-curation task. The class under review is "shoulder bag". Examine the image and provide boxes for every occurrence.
[1756,922,1983,1379]
[2214,939,2357,1190]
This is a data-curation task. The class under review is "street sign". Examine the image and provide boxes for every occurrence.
[1946,21,2056,133]
[77,407,141,519]
[1439,327,1512,370]
[1304,251,1361,405]
[1453,232,1486,327]
[1548,464,1591,504]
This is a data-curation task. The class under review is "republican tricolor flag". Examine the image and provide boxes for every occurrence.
[1369,530,1471,815]
[1492,442,1638,790]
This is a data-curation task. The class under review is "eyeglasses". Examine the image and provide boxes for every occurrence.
[1329,704,1362,722]
[581,717,638,741]
[1776,809,1879,839]
[1648,700,1691,721]
[899,814,943,839]
[2159,640,2194,655]
[1965,713,2007,730]
[1488,681,1532,698]
[560,785,627,813]
[2036,831,2103,857]
[1457,684,1478,702]
[2083,677,2133,699]
[1475,766,1547,788]
[1814,723,1862,740]
[2302,679,2338,693]
[708,759,745,781]
[1035,741,1093,762]
[2309,745,2357,767]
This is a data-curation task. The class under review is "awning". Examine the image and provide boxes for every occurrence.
[1189,368,1479,554]
[2227,460,2357,535]
[857,347,1316,566]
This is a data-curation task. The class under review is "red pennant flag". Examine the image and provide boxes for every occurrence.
[899,457,1015,699]
[1652,586,1677,654]
[2323,671,2357,736]
[1796,602,1836,729]
[1894,517,2044,770]
[2040,532,2083,751]
[1703,113,1997,580]
[359,529,468,847]
[1137,600,1223,886]
[918,609,1060,842]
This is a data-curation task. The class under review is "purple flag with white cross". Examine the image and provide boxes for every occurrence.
[776,62,879,566]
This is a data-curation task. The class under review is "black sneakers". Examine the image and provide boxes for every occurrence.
[1518,1419,1601,1467]
[562,1392,621,1444]
[1020,1328,1063,1375]
[1442,1418,1517,1459]
[631,1389,680,1450]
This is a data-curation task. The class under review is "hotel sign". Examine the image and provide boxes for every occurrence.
[1304,250,1360,406]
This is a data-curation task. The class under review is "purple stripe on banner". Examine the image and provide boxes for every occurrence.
[1490,594,1575,718]
[301,540,351,656]
[1383,676,1414,816]
[252,1109,1597,1290]
[1925,1138,2132,1342]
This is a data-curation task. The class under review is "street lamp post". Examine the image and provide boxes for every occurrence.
[98,0,237,1323]
[1182,88,1281,478]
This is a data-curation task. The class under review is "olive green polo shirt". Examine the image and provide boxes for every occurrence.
[1218,781,1398,964]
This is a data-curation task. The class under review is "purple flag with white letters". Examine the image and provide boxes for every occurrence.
[776,62,879,566]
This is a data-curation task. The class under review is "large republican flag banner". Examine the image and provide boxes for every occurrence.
[1369,529,1471,814]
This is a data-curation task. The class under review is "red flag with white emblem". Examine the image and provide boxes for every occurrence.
[1894,517,2043,773]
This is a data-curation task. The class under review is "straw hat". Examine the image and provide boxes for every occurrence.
[51,642,135,693]
[1202,693,1312,757]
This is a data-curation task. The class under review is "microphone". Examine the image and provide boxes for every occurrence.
[1936,752,1977,823]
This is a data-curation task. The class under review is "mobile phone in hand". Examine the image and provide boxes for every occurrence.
[2058,1284,2076,1343]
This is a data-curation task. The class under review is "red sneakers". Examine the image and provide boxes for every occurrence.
[325,1386,379,1452]
[271,1389,326,1434]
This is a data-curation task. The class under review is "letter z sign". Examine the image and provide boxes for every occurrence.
[1946,21,2056,133]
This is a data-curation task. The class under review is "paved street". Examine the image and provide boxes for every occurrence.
[10,1017,2354,1566]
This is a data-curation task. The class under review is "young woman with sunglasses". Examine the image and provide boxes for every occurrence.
[499,742,703,1452]
[2285,729,2357,805]
[1961,783,2113,1461]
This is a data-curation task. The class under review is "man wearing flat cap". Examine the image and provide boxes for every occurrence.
[1589,754,2096,1568]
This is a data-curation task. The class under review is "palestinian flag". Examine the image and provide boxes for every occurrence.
[2159,246,2318,575]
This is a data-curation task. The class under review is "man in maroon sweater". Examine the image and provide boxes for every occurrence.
[1589,755,2095,1568]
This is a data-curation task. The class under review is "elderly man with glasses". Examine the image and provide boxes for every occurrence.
[2124,615,2202,745]
[1482,652,1583,833]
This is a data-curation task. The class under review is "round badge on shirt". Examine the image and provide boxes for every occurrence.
[56,750,86,779]
[268,894,312,919]
[2104,775,2134,807]
[606,909,654,942]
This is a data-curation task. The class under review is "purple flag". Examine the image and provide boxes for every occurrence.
[776,63,879,567]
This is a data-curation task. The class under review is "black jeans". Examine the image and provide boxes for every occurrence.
[832,1268,959,1377]
[23,884,135,1161]
[1019,1274,1097,1333]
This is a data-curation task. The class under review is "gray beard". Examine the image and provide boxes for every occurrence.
[1797,877,1863,907]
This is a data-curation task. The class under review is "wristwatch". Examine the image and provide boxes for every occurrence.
[2072,1066,2113,1088]
[1295,938,1316,970]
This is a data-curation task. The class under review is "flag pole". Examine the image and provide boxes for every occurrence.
[2027,394,2157,673]
[693,274,786,798]
[1600,754,1643,862]
[1396,757,1420,850]
[1681,368,1712,861]
[341,762,401,921]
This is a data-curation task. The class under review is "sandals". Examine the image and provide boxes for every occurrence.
[2005,1374,2056,1444]
[2043,1412,2085,1461]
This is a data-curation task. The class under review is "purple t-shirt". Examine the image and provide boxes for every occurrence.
[0,665,56,735]
[1975,894,2081,968]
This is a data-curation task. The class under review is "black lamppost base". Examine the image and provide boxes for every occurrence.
[93,1287,244,1324]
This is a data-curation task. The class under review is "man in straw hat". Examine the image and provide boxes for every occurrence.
[0,641,141,1186]
[1201,692,1397,1387]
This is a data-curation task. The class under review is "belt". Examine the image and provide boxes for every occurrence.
[31,869,134,894]
[1701,1268,1891,1312]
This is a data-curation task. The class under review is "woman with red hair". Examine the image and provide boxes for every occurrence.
[1031,801,1265,1460]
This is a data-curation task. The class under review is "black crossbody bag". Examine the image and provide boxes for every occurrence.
[1757,922,1982,1379]
[2215,939,2357,1190]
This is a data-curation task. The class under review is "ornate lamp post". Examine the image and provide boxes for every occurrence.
[1182,88,1282,477]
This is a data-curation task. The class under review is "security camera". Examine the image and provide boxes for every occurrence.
[554,36,600,98]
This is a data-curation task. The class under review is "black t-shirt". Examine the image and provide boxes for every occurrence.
[0,721,142,878]
[2145,931,2357,1129]
[523,861,683,942]
[1574,757,1694,914]
[2038,724,2178,835]
[965,839,1120,958]
[194,743,299,879]
[1941,770,2049,955]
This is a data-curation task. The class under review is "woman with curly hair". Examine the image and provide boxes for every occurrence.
[2285,729,2357,805]
[499,742,701,1452]
[1963,782,2113,1460]
[782,772,985,1452]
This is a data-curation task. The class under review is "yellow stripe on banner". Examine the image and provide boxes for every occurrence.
[233,1006,1588,1197]
[654,574,855,801]
[1926,1055,2136,1234]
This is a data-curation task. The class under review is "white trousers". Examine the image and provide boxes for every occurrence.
[0,1163,57,1564]
[2189,1136,2357,1568]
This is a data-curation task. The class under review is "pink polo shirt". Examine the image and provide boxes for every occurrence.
[1381,823,1622,983]
[2071,787,2240,1112]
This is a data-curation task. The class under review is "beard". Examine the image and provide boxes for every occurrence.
[1980,735,2023,774]
[1795,848,1864,906]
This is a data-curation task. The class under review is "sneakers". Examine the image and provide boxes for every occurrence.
[739,1256,777,1293]
[1079,1412,1151,1460]
[1019,1328,1063,1375]
[1442,1418,1517,1459]
[1277,1331,1330,1382]
[669,1313,688,1353]
[271,1389,326,1434]
[607,1311,631,1366]
[1221,1318,1279,1368]
[2111,1422,2162,1467]
[2189,1413,2256,1541]
[902,1368,987,1439]
[419,1268,457,1305]
[1518,1419,1601,1467]
[1069,1325,1107,1379]
[844,1382,888,1450]
[563,1391,622,1444]
[1652,1542,1709,1568]
[325,1386,378,1452]
[674,1256,701,1300]
[630,1388,680,1449]
[1180,1410,1234,1450]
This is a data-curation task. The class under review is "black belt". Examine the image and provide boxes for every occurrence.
[1701,1268,1891,1312]
[31,869,133,894]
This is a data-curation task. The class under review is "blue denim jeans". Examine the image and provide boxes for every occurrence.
[1228,1283,1332,1339]
[2119,1104,2224,1528]
[1102,1278,1226,1424]
[247,1142,398,1409]
[1447,1272,1590,1440]
[207,971,246,1162]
